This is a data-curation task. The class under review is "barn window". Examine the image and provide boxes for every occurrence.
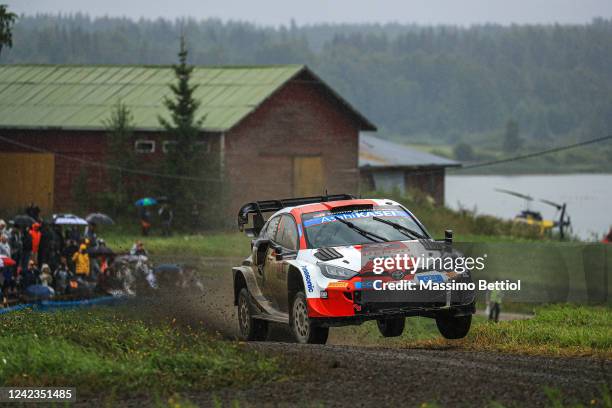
[134,140,155,154]
[162,140,177,153]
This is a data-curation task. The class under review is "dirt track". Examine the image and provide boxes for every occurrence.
[193,343,611,407]
[111,258,611,407]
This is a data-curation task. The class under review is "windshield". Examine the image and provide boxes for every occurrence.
[302,205,429,248]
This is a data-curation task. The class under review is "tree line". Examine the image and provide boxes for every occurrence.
[2,14,612,155]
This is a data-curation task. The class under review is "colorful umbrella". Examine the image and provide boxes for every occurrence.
[86,213,114,225]
[135,197,158,207]
[53,214,88,226]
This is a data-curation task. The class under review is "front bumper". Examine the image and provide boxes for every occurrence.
[307,273,476,325]
[311,301,476,327]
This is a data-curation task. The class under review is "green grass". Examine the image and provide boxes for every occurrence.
[413,304,612,358]
[0,308,282,396]
[104,231,251,258]
[334,305,612,359]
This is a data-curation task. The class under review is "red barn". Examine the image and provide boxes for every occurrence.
[0,64,375,221]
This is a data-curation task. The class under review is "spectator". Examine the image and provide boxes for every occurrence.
[139,207,152,236]
[130,241,148,257]
[159,204,174,236]
[84,223,98,246]
[8,227,22,265]
[25,203,41,222]
[2,263,15,306]
[0,235,10,257]
[40,264,53,287]
[63,239,78,273]
[488,288,503,323]
[47,225,63,271]
[21,260,40,289]
[72,244,90,277]
[38,222,53,267]
[53,256,72,295]
[66,226,81,243]
[29,223,42,264]
[0,220,8,239]
[20,226,32,271]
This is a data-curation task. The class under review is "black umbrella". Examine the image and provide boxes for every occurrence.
[86,213,114,225]
[87,246,115,257]
[12,214,36,227]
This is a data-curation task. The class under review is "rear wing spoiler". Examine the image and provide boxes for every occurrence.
[238,194,355,237]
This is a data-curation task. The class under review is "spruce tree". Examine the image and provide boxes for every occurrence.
[158,37,207,227]
[0,4,17,58]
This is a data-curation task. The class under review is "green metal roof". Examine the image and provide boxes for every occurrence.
[0,64,318,132]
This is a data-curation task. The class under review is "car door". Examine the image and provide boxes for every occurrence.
[269,214,300,312]
[261,216,284,305]
[255,216,280,299]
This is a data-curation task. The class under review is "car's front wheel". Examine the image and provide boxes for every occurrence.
[376,317,406,337]
[237,288,268,341]
[435,313,472,339]
[291,291,329,344]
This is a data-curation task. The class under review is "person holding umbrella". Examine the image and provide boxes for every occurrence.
[84,223,98,247]
[135,198,157,236]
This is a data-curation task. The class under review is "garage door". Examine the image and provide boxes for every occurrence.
[293,156,324,197]
[0,153,55,214]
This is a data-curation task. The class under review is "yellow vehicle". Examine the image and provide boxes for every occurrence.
[496,189,571,239]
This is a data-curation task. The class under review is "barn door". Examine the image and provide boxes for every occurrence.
[0,153,55,214]
[293,156,324,197]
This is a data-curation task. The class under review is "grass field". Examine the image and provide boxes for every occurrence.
[410,304,612,358]
[333,305,612,358]
[0,308,282,398]
[104,231,251,258]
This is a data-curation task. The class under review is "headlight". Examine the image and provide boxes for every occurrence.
[319,263,358,280]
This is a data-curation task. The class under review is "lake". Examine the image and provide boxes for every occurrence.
[445,174,612,241]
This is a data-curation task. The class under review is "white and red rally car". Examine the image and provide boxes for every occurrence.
[233,194,475,344]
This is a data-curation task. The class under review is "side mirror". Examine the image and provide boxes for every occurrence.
[274,246,284,261]
[444,229,453,245]
[253,239,270,266]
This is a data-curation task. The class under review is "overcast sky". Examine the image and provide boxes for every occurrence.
[8,0,612,26]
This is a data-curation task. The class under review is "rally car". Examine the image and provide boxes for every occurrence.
[232,194,476,344]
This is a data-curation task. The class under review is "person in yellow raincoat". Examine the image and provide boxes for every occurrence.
[72,244,90,277]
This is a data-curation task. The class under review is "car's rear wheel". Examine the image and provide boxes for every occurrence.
[291,291,328,344]
[376,317,405,337]
[435,313,472,339]
[237,288,268,341]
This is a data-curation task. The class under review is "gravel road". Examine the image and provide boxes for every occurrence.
[98,258,612,407]
[181,341,610,407]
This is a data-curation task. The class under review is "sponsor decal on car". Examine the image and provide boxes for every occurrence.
[327,281,349,289]
[302,266,314,293]
[303,210,410,227]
